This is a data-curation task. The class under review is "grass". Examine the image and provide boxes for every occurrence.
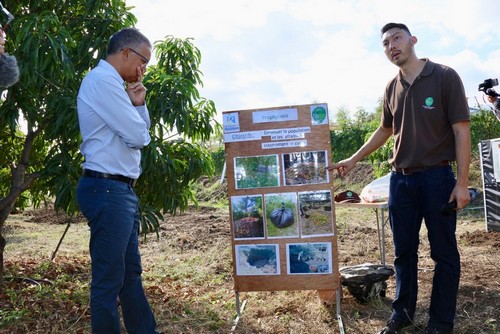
[0,204,394,333]
[1,163,499,333]
[2,202,319,333]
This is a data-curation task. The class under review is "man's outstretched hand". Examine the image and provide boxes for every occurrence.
[328,158,356,177]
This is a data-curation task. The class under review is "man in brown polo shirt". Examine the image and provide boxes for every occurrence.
[331,23,470,334]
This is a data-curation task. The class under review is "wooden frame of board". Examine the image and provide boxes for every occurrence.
[223,104,344,331]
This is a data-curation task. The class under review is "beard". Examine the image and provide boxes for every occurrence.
[0,53,19,88]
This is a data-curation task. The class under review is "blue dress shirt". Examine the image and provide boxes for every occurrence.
[77,60,151,179]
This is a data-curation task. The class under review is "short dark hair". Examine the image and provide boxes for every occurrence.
[381,23,412,36]
[107,28,151,55]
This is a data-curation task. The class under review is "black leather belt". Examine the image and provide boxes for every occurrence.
[392,161,450,176]
[82,169,137,187]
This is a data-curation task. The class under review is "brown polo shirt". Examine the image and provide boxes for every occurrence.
[382,59,470,169]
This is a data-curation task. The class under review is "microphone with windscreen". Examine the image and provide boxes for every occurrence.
[0,53,19,87]
[440,188,480,215]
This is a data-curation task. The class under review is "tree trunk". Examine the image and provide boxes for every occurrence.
[0,129,38,286]
[0,233,5,287]
[50,219,72,261]
[0,205,14,287]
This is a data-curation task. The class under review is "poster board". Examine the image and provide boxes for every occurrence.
[223,103,340,293]
[479,138,500,232]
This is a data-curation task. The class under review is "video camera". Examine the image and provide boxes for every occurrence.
[478,78,500,97]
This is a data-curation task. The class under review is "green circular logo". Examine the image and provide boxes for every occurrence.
[312,106,327,123]
[425,97,434,107]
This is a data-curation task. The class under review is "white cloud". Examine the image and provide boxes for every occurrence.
[126,0,500,118]
[128,0,286,41]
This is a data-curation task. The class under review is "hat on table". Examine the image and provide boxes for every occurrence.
[334,190,361,203]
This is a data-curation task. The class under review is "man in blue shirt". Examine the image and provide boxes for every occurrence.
[76,28,160,334]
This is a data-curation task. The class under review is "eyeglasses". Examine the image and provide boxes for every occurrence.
[129,48,150,66]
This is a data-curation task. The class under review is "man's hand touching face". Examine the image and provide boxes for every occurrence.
[126,66,147,106]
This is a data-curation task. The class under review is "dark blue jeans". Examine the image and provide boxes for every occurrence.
[388,166,460,331]
[77,177,157,334]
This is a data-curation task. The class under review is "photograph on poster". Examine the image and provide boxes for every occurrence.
[298,191,334,237]
[283,150,329,186]
[234,155,280,189]
[286,242,332,275]
[264,192,299,238]
[235,244,280,276]
[231,195,265,240]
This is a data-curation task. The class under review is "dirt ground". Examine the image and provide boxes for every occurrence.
[154,193,500,334]
[1,164,500,333]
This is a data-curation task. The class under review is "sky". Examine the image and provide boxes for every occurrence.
[126,0,500,122]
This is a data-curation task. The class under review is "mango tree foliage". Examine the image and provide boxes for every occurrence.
[137,36,219,235]
[0,1,218,284]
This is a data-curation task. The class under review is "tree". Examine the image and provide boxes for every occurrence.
[334,105,351,130]
[469,106,500,158]
[0,1,218,285]
[329,101,393,176]
[330,106,374,163]
[364,98,393,177]
[353,106,372,127]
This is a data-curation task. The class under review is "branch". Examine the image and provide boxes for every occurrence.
[0,126,41,212]
[4,276,54,290]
